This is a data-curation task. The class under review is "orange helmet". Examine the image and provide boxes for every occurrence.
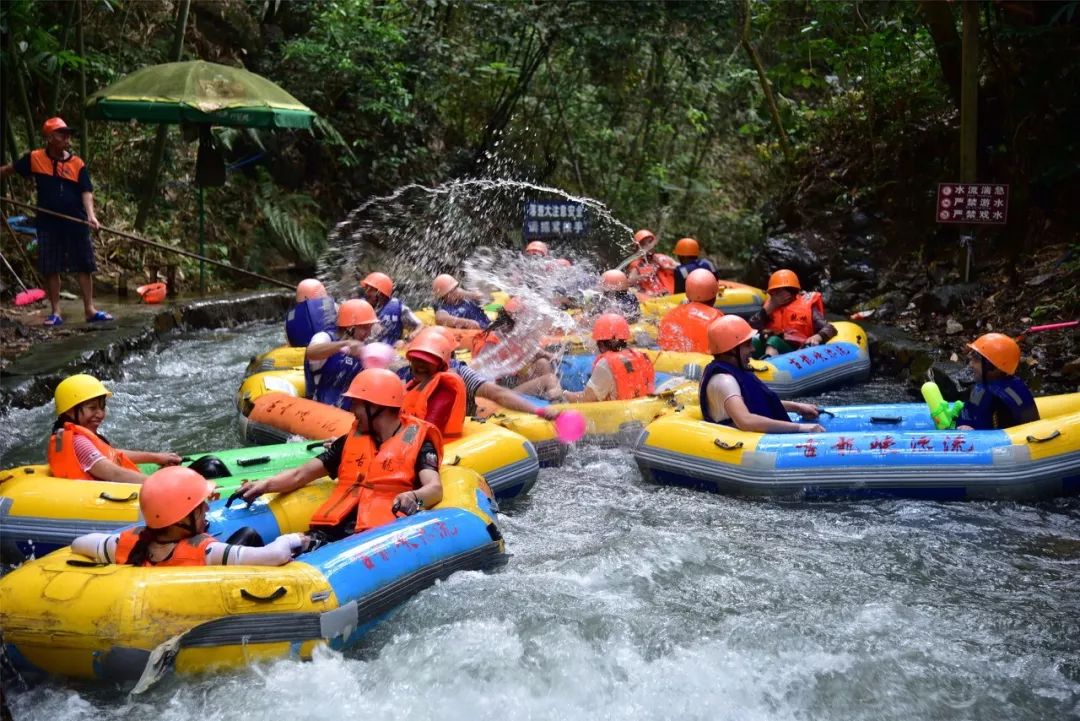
[407,329,453,370]
[296,278,327,302]
[600,269,629,292]
[633,229,657,247]
[592,313,631,342]
[767,269,801,292]
[707,315,754,355]
[361,272,393,299]
[968,333,1021,374]
[139,466,216,530]
[136,282,167,304]
[42,117,73,136]
[674,237,700,257]
[525,241,549,256]
[426,325,459,347]
[685,269,719,303]
[337,299,377,327]
[432,273,460,299]
[343,368,405,407]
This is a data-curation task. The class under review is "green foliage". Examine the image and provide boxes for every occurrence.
[253,171,327,271]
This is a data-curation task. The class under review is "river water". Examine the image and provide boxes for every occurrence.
[3,324,1078,721]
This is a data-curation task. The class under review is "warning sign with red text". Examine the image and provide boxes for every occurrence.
[936,183,1009,224]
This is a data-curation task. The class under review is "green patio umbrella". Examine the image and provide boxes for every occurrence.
[86,60,316,290]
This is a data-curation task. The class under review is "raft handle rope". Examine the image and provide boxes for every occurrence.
[240,586,287,603]
[66,558,108,568]
[869,416,902,424]
[1026,430,1061,444]
[713,439,745,451]
[99,491,138,503]
[225,489,255,509]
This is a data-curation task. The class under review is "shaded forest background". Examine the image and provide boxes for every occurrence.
[1,0,1077,316]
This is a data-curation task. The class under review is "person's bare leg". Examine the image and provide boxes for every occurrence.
[515,373,563,400]
[46,274,61,317]
[77,272,97,318]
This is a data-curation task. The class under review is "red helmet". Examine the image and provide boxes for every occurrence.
[140,467,216,530]
[361,272,393,299]
[432,274,459,299]
[674,237,700,257]
[525,241,549,256]
[407,329,454,371]
[296,278,327,302]
[633,229,657,247]
[685,269,718,303]
[600,269,629,292]
[767,269,801,292]
[337,299,377,327]
[707,315,754,355]
[592,313,631,342]
[343,368,405,407]
[968,333,1021,375]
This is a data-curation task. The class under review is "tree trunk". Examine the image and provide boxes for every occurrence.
[738,0,792,165]
[959,0,979,182]
[134,0,190,231]
[48,1,78,117]
[919,1,963,109]
[11,43,37,151]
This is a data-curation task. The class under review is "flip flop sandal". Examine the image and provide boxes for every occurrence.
[43,314,63,326]
[86,310,114,323]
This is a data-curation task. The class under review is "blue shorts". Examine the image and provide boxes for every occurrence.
[37,224,96,275]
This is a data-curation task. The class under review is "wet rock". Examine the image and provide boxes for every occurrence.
[1063,357,1080,380]
[749,232,824,288]
[946,318,964,335]
[820,278,863,314]
[916,283,981,315]
[864,322,939,378]
[833,260,876,284]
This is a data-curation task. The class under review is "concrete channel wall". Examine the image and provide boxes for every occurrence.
[1,291,291,412]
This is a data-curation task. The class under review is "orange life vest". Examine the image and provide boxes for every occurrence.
[658,302,723,353]
[402,371,467,437]
[593,349,655,401]
[308,416,442,534]
[29,148,85,183]
[628,254,676,296]
[766,291,825,346]
[47,422,140,480]
[470,332,501,358]
[114,527,215,567]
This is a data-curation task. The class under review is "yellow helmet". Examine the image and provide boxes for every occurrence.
[54,374,112,416]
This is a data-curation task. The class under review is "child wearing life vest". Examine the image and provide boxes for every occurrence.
[956,333,1040,431]
[47,374,183,483]
[239,369,443,543]
[658,268,723,353]
[401,329,468,437]
[672,237,717,296]
[433,273,490,330]
[625,229,677,297]
[305,299,378,409]
[360,272,422,345]
[71,466,306,567]
[562,314,655,403]
[285,278,337,347]
[700,316,824,433]
[748,269,836,358]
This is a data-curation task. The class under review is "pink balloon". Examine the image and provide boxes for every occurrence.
[360,342,396,369]
[553,410,587,444]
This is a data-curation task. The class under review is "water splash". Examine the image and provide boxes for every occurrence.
[320,179,634,306]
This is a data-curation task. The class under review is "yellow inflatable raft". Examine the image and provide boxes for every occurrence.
[0,466,503,688]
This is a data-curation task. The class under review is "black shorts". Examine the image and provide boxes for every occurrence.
[37,225,96,275]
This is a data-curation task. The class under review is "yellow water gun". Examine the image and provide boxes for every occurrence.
[920,381,964,430]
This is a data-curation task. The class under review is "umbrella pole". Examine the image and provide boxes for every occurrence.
[198,185,206,295]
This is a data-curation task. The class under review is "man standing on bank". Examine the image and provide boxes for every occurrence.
[1,117,111,326]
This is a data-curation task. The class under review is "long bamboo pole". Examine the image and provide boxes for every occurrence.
[0,197,293,290]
